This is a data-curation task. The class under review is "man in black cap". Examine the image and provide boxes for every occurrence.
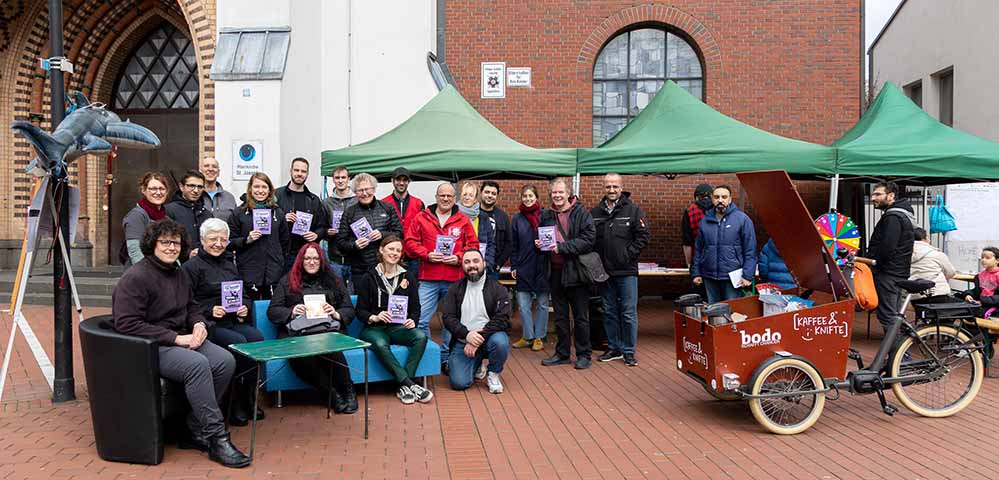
[682,183,713,296]
[382,167,425,274]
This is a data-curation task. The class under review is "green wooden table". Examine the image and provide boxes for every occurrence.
[230,332,371,458]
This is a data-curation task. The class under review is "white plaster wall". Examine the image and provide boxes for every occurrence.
[217,0,289,30]
[870,0,999,141]
[213,81,283,196]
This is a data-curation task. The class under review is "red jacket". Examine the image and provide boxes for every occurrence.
[383,193,425,258]
[405,204,479,282]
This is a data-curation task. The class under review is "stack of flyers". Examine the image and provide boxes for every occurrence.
[538,226,557,251]
[252,209,272,234]
[291,211,314,235]
[221,281,243,313]
[304,294,327,319]
[435,235,455,256]
[388,295,408,324]
[330,210,344,231]
[350,217,373,239]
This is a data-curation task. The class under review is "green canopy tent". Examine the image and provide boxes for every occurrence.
[320,85,576,180]
[577,81,837,176]
[832,82,999,185]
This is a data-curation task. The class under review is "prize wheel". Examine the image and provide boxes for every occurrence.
[814,212,860,265]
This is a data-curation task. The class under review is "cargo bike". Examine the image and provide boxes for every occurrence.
[675,171,986,434]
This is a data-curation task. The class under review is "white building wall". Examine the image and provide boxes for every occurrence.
[215,0,437,198]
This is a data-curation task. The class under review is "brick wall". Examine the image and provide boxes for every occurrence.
[447,1,860,266]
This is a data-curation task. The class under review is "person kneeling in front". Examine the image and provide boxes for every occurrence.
[442,248,512,393]
[112,219,250,468]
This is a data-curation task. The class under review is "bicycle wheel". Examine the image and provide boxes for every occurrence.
[890,324,984,418]
[703,382,741,401]
[748,357,825,435]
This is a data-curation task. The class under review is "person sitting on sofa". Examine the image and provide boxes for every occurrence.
[181,218,265,426]
[112,218,250,468]
[268,242,358,414]
[354,235,433,404]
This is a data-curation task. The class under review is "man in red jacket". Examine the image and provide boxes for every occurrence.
[405,182,479,373]
[382,167,425,274]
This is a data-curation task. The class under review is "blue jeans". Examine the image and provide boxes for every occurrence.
[602,275,638,354]
[449,331,509,390]
[330,262,353,294]
[405,258,420,278]
[419,280,454,362]
[516,290,549,340]
[703,277,742,304]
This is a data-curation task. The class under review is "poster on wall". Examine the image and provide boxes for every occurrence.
[507,67,531,87]
[232,140,263,180]
[944,182,999,277]
[481,62,506,98]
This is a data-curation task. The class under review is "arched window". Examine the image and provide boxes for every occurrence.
[113,22,199,109]
[592,28,704,145]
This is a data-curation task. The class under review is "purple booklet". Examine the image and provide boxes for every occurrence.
[350,216,373,240]
[435,235,455,256]
[538,226,556,251]
[478,242,488,257]
[291,211,313,235]
[330,210,344,231]
[388,295,408,324]
[252,209,272,235]
[221,281,243,313]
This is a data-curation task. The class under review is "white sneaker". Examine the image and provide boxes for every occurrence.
[486,371,503,394]
[397,385,416,405]
[409,384,434,403]
[475,362,488,381]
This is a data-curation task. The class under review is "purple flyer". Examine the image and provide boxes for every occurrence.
[435,235,455,256]
[291,211,313,235]
[388,295,408,324]
[538,226,556,251]
[330,210,343,231]
[350,216,373,240]
[221,281,243,313]
[252,209,272,235]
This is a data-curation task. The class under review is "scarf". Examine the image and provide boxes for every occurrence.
[518,202,541,229]
[139,198,166,221]
[459,202,480,221]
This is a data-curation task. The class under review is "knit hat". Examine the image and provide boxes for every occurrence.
[694,183,713,198]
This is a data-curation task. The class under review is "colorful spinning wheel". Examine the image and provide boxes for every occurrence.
[815,212,860,264]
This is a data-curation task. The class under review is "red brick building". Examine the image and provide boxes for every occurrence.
[445,1,862,266]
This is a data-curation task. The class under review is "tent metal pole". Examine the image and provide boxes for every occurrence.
[828,173,840,212]
[573,173,580,197]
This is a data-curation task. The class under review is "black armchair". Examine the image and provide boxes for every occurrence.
[79,315,188,465]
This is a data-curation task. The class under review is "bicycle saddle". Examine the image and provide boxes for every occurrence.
[898,279,935,294]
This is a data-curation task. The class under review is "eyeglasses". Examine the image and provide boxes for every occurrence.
[184,184,205,190]
[157,239,182,248]
[303,257,322,263]
[146,187,167,193]
[437,194,454,199]
[204,236,228,245]
[355,187,375,194]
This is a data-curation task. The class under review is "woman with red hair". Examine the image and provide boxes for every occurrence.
[268,242,358,414]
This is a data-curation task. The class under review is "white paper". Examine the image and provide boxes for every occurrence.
[728,269,744,288]
[303,294,327,320]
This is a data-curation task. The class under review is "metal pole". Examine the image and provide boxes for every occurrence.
[48,0,75,403]
[828,174,840,213]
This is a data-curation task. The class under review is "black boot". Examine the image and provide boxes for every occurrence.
[330,387,347,414]
[341,384,358,414]
[178,428,209,452]
[208,432,251,468]
[228,401,250,427]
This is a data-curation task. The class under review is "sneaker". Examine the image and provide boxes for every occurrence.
[623,353,638,367]
[512,338,531,349]
[475,362,489,380]
[409,384,434,403]
[441,361,450,376]
[486,371,504,394]
[397,385,416,405]
[531,339,544,351]
[574,356,592,370]
[598,350,623,362]
[541,355,571,366]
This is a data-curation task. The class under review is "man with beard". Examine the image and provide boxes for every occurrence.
[275,157,328,270]
[166,169,212,259]
[867,181,916,331]
[323,165,358,285]
[382,167,425,274]
[479,180,512,280]
[691,185,757,303]
[441,248,511,393]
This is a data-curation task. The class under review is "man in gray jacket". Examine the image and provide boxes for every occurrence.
[323,165,358,284]
[199,157,237,221]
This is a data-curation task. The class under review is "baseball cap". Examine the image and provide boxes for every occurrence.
[391,167,412,179]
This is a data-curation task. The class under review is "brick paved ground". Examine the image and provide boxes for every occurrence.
[2,302,998,479]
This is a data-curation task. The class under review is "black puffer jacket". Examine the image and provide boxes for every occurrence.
[227,204,290,292]
[267,272,355,339]
[165,191,212,253]
[539,200,596,287]
[181,249,251,327]
[275,183,329,259]
[868,199,916,278]
[334,199,403,274]
[591,193,650,277]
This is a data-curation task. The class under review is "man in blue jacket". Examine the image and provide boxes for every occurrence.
[691,185,757,303]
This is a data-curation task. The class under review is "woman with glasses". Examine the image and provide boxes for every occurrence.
[166,169,212,260]
[122,171,171,266]
[268,242,359,414]
[181,218,265,427]
[227,172,290,300]
[334,173,403,278]
[112,219,250,468]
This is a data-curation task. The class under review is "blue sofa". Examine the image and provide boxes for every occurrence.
[253,298,441,399]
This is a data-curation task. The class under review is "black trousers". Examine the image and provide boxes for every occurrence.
[551,267,591,359]
[874,273,905,330]
[289,351,352,397]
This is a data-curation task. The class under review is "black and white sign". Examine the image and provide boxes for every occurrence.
[481,62,506,98]
[507,67,531,87]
